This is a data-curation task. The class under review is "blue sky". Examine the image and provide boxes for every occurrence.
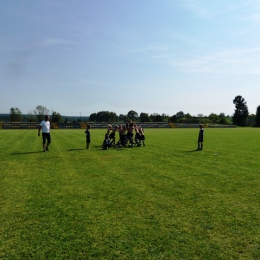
[1,0,260,117]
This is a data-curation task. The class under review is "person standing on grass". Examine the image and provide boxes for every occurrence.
[134,124,141,146]
[127,123,135,146]
[85,124,91,149]
[139,126,145,146]
[38,115,51,152]
[109,125,118,147]
[120,125,128,147]
[197,124,204,150]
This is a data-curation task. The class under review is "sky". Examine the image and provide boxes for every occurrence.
[1,0,260,117]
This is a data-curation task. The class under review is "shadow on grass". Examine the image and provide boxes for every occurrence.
[67,148,86,151]
[67,145,102,151]
[67,145,142,152]
[186,149,201,152]
[10,151,44,155]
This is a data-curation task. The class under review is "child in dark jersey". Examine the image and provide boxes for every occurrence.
[85,125,91,149]
[102,134,111,150]
[197,124,204,150]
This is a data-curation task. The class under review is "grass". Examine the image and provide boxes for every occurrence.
[0,128,260,259]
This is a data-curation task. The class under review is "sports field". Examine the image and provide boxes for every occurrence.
[1,128,260,259]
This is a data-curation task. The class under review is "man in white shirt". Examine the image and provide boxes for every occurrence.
[38,115,51,152]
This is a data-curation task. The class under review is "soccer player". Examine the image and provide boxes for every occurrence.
[120,125,128,147]
[106,125,112,135]
[139,127,145,146]
[134,124,141,146]
[38,115,51,152]
[197,124,204,150]
[85,125,91,149]
[102,134,111,150]
[109,125,118,147]
[127,123,135,146]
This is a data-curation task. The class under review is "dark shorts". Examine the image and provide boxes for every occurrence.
[127,132,133,139]
[198,137,204,142]
[120,134,127,142]
[42,133,51,144]
[140,135,145,141]
[109,133,115,139]
[86,137,91,143]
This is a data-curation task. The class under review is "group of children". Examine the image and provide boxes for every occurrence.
[102,123,145,150]
[85,123,145,150]
[85,122,204,151]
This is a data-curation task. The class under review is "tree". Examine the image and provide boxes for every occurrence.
[89,111,118,122]
[161,113,169,122]
[109,112,119,122]
[185,113,192,119]
[119,114,128,122]
[233,95,249,126]
[247,114,256,126]
[219,117,227,125]
[176,111,184,119]
[89,113,97,122]
[218,114,232,125]
[127,110,138,122]
[34,105,49,122]
[139,112,150,122]
[96,111,110,122]
[208,113,220,124]
[255,106,260,126]
[10,107,22,122]
[51,111,62,123]
[27,112,36,122]
[150,113,163,122]
[169,115,177,123]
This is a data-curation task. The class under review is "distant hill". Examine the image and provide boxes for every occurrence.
[0,114,89,122]
[0,114,10,122]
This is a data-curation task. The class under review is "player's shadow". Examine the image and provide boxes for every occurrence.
[186,149,201,152]
[67,145,102,151]
[67,148,86,151]
[10,151,44,155]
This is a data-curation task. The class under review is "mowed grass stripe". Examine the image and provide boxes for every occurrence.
[0,128,260,259]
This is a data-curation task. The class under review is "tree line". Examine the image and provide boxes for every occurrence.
[7,96,260,126]
[9,106,63,123]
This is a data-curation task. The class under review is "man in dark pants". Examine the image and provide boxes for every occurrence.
[38,115,51,152]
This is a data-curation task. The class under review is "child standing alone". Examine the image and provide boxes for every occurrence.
[197,124,204,150]
[85,125,91,149]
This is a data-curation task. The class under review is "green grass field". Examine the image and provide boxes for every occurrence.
[1,128,260,259]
